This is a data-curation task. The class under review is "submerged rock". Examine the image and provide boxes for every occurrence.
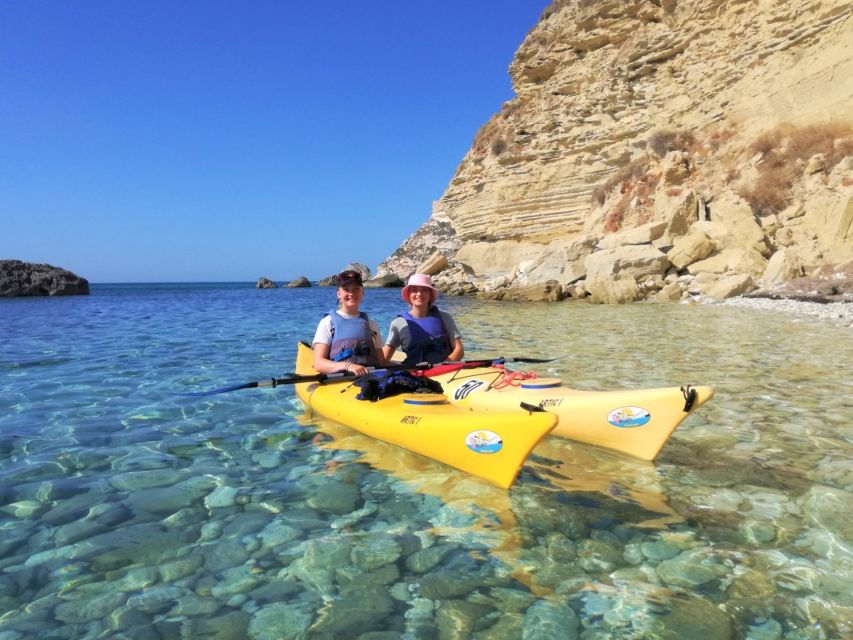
[523,599,579,640]
[656,548,729,588]
[801,485,853,543]
[288,538,353,595]
[436,599,494,638]
[417,551,499,599]
[182,611,250,640]
[305,480,360,515]
[648,593,733,640]
[309,584,394,637]
[405,543,458,574]
[54,589,127,624]
[350,535,402,570]
[249,601,314,640]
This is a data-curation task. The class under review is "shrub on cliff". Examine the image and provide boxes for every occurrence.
[491,138,508,156]
[592,157,650,206]
[739,123,853,216]
[647,129,696,158]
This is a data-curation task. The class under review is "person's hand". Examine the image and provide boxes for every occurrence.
[345,362,369,376]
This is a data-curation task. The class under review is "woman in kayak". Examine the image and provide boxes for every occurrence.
[383,273,464,366]
[312,269,385,376]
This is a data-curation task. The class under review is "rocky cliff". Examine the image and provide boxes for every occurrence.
[379,0,853,303]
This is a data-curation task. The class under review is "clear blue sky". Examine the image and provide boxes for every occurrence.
[1,1,547,282]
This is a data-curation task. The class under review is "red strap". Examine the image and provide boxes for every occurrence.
[412,362,466,377]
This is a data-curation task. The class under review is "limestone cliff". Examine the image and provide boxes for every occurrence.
[380,0,853,302]
[374,202,462,280]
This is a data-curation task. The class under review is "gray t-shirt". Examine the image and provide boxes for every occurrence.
[385,309,462,353]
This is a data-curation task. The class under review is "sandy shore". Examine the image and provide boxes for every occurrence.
[720,296,853,327]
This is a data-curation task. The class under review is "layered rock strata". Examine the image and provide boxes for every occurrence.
[379,0,853,303]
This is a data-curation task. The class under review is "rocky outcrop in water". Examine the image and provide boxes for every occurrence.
[256,277,278,289]
[0,260,89,297]
[378,0,853,303]
[286,277,311,288]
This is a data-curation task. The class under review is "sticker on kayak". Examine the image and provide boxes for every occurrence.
[465,430,503,454]
[454,379,486,400]
[607,406,651,428]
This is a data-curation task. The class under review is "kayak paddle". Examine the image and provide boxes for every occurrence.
[176,355,562,397]
[434,355,563,369]
[175,362,429,397]
[466,355,560,365]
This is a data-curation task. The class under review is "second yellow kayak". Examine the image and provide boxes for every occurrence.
[426,363,713,461]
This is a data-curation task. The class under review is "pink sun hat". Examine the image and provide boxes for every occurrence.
[402,273,439,302]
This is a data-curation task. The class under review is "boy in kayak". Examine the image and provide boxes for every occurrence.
[383,273,464,366]
[312,269,385,376]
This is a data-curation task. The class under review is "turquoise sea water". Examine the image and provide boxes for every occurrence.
[1,283,851,639]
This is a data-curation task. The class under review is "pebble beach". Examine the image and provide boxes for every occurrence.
[721,296,853,327]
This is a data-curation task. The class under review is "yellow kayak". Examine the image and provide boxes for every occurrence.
[294,342,557,488]
[426,363,714,461]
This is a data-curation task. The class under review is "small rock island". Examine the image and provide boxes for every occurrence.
[0,260,90,297]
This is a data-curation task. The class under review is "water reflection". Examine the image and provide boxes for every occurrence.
[526,438,682,529]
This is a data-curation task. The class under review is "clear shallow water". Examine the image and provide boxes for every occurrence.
[1,283,851,639]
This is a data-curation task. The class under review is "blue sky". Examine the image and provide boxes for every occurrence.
[1,1,547,282]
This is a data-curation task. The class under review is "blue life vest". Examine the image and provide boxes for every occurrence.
[328,310,378,365]
[399,307,452,365]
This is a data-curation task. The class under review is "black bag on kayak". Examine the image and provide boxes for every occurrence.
[355,371,443,402]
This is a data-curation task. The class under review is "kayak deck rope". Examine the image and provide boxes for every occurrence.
[437,361,538,391]
[681,385,697,412]
[491,363,538,390]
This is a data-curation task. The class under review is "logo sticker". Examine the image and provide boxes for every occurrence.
[454,379,486,401]
[607,406,651,428]
[465,430,503,454]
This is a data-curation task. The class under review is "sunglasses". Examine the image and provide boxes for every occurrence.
[337,271,363,285]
